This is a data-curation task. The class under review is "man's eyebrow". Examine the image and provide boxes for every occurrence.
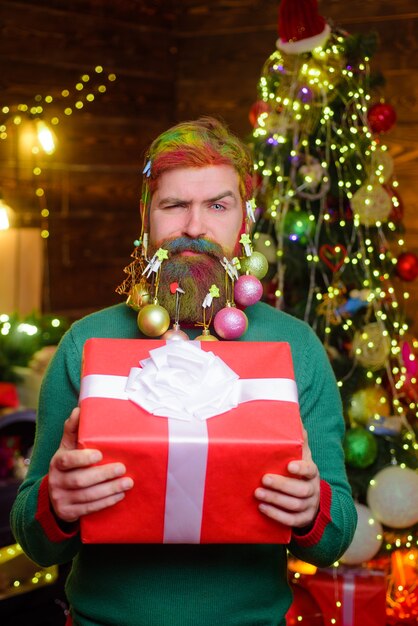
[207,191,237,203]
[158,196,190,206]
[157,191,237,206]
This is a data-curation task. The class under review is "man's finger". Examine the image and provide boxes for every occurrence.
[60,407,81,451]
[51,448,103,472]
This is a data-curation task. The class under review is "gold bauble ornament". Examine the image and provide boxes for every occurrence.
[137,304,170,337]
[370,149,394,184]
[239,251,269,280]
[195,328,218,341]
[347,385,390,426]
[351,182,392,226]
[352,322,391,370]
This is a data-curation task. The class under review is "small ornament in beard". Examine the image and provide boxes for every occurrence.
[149,236,228,324]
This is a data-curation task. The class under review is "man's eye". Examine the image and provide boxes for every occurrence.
[164,203,184,209]
[212,203,225,211]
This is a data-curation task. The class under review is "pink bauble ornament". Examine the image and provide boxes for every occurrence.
[234,275,263,307]
[214,306,248,340]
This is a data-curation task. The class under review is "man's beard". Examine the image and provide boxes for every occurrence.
[148,236,229,324]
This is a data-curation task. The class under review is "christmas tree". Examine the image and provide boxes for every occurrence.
[249,1,418,622]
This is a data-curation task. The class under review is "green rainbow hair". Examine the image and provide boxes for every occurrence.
[139,117,254,234]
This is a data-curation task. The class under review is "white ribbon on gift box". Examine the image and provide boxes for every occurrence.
[79,341,299,543]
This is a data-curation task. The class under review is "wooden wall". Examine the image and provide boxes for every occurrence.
[1,0,417,330]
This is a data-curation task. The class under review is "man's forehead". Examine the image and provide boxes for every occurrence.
[153,164,240,194]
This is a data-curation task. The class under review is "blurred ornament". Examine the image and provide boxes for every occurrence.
[367,102,397,134]
[351,182,392,226]
[234,275,263,307]
[352,322,391,370]
[367,465,418,528]
[396,252,418,282]
[298,161,325,190]
[371,148,394,183]
[296,85,314,103]
[367,415,403,436]
[137,303,170,337]
[249,100,271,127]
[298,54,342,94]
[401,339,418,378]
[384,184,404,223]
[347,385,390,426]
[336,288,370,316]
[399,338,418,402]
[283,209,314,244]
[319,244,347,273]
[253,233,277,264]
[325,194,353,223]
[340,502,383,565]
[343,427,378,468]
[214,306,248,340]
[239,251,269,279]
[295,159,330,199]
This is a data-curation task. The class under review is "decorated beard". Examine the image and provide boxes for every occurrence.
[148,236,228,324]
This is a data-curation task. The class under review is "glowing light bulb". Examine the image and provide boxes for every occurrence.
[36,120,56,154]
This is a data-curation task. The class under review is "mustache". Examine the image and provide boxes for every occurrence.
[160,236,224,258]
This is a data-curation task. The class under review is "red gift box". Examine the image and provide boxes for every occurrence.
[78,338,303,544]
[295,567,387,626]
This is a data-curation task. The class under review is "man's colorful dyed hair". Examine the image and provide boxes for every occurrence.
[140,117,254,227]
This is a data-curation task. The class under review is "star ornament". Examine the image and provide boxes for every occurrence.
[156,248,169,261]
[239,234,251,246]
[209,284,220,298]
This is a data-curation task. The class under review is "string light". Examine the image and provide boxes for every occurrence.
[0,66,117,249]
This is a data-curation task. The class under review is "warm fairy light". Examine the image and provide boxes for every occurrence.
[0,198,13,230]
[36,119,56,154]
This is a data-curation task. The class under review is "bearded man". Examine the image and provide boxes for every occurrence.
[11,117,356,626]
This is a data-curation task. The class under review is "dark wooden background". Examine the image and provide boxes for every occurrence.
[1,0,417,329]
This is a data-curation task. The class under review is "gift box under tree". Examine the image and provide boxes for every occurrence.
[288,566,387,626]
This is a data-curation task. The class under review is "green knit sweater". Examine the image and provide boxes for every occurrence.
[11,302,357,626]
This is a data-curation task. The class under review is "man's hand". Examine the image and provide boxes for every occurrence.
[48,407,134,523]
[254,428,320,529]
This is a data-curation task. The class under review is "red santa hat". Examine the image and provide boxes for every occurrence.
[277,0,331,54]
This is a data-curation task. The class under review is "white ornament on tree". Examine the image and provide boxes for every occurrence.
[367,465,418,528]
[340,502,383,565]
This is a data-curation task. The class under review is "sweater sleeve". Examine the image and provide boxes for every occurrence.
[288,328,357,567]
[10,330,83,567]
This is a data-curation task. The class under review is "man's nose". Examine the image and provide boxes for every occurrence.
[182,206,207,239]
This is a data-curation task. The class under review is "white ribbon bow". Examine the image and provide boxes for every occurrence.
[125,342,239,421]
